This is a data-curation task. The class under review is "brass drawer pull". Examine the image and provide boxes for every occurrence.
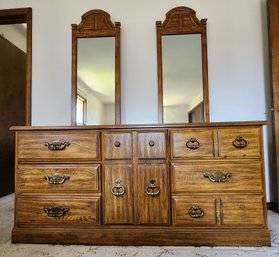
[203,171,232,183]
[232,136,248,149]
[114,141,121,147]
[186,138,201,150]
[188,205,204,218]
[44,206,69,217]
[111,178,125,196]
[149,140,155,147]
[44,173,70,184]
[44,140,70,151]
[145,179,160,196]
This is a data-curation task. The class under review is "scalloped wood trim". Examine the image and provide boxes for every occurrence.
[161,6,207,30]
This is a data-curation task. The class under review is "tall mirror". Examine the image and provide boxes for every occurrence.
[156,7,210,123]
[72,9,121,125]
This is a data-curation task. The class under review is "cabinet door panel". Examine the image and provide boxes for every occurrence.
[103,164,134,224]
[137,164,169,225]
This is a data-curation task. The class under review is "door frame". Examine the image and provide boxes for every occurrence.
[0,8,32,125]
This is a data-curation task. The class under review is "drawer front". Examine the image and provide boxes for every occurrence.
[103,132,132,160]
[171,161,263,193]
[137,164,169,225]
[137,132,167,159]
[219,127,261,158]
[16,196,100,225]
[103,164,134,224]
[16,164,100,193]
[171,129,214,159]
[221,195,265,227]
[17,131,100,161]
[172,196,217,226]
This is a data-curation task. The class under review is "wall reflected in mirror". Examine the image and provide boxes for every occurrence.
[162,34,204,123]
[76,37,115,125]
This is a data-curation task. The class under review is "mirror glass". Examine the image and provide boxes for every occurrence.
[162,34,203,123]
[72,9,121,125]
[77,37,115,125]
[156,6,209,124]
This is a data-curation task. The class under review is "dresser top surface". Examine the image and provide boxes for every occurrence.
[10,121,268,131]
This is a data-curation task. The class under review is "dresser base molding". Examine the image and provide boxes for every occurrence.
[12,227,271,246]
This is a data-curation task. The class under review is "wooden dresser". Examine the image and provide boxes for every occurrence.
[11,122,271,246]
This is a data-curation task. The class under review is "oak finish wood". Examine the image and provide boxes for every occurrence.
[156,7,210,123]
[267,0,279,212]
[11,122,270,246]
[71,9,121,125]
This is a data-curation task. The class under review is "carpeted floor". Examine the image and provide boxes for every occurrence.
[1,194,279,257]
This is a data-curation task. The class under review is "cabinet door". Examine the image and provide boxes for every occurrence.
[103,164,134,224]
[137,164,169,225]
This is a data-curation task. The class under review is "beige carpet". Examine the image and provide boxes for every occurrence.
[1,194,279,257]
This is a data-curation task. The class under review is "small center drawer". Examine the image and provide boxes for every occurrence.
[16,164,100,193]
[17,131,100,161]
[16,196,100,225]
[137,131,167,159]
[171,129,214,159]
[102,132,132,160]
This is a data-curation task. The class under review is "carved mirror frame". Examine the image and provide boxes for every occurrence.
[156,6,210,123]
[71,9,121,125]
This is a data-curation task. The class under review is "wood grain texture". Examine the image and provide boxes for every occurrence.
[219,127,261,158]
[171,129,214,159]
[137,131,167,159]
[102,132,132,160]
[171,161,263,193]
[267,0,279,212]
[172,196,217,226]
[137,164,169,225]
[16,164,100,194]
[15,196,100,225]
[103,164,134,224]
[17,131,100,161]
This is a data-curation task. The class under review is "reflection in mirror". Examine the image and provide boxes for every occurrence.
[156,6,210,124]
[162,34,203,123]
[72,9,121,125]
[77,37,115,125]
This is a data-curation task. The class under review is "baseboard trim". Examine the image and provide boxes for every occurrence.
[267,202,276,210]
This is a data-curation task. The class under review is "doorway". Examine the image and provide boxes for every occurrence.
[0,8,32,197]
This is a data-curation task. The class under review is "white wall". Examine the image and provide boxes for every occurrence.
[0,0,275,201]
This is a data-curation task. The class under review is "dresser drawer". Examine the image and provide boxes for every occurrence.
[17,131,100,161]
[16,164,100,194]
[171,129,214,159]
[137,132,167,159]
[171,161,263,193]
[16,196,100,225]
[172,196,217,226]
[221,195,265,227]
[219,127,261,158]
[103,132,132,160]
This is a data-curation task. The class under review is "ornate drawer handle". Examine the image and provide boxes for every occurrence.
[111,178,125,196]
[114,141,121,147]
[203,171,232,183]
[186,138,201,150]
[44,140,70,151]
[44,206,69,217]
[145,179,160,196]
[188,205,204,218]
[44,173,70,184]
[149,140,155,147]
[232,136,248,149]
